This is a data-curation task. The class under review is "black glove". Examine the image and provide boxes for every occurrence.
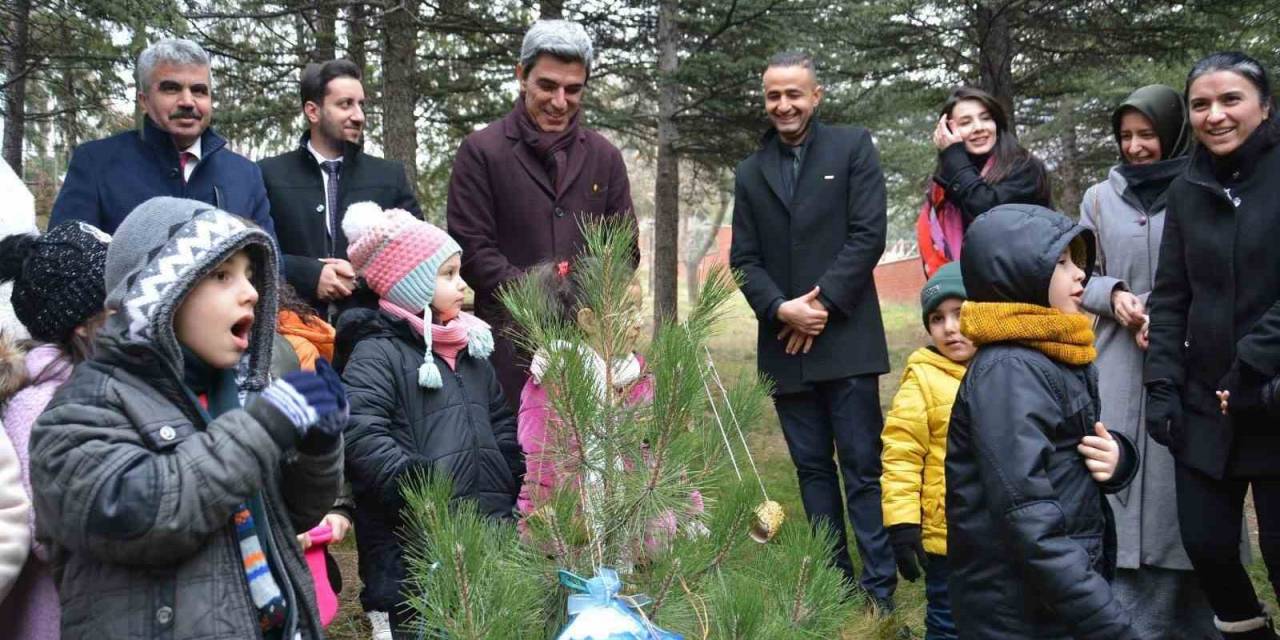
[1219,361,1269,419]
[298,358,348,453]
[1144,381,1182,449]
[887,524,927,582]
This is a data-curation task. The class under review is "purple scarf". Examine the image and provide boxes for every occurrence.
[514,97,581,192]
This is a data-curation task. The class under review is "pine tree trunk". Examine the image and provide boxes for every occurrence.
[684,177,730,307]
[975,2,1015,129]
[3,0,31,176]
[653,0,680,325]
[347,2,368,72]
[382,0,419,193]
[1056,97,1081,216]
[540,0,563,19]
[315,0,338,61]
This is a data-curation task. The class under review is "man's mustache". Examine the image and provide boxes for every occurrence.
[169,109,201,120]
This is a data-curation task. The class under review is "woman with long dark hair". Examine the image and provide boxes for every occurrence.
[1146,52,1280,640]
[917,86,1052,276]
[1081,84,1219,638]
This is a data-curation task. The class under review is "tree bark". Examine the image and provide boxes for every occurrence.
[540,0,563,19]
[1055,97,1081,217]
[3,0,32,176]
[346,2,368,71]
[314,0,338,61]
[684,172,731,307]
[653,0,680,324]
[382,0,419,193]
[974,2,1015,129]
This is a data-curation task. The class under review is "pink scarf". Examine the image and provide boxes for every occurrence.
[927,156,995,263]
[379,299,494,387]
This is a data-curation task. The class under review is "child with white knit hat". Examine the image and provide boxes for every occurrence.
[338,202,523,636]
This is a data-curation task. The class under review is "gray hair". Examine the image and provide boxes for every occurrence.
[520,20,593,75]
[766,51,818,82]
[136,38,212,92]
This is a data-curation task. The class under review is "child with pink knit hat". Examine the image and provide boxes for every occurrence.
[337,202,523,636]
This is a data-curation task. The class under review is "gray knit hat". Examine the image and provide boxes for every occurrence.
[103,196,279,388]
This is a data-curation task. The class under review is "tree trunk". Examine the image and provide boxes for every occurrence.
[1055,97,1081,217]
[3,0,32,176]
[684,174,731,307]
[347,2,368,72]
[382,0,419,193]
[974,2,1015,128]
[315,0,338,61]
[540,0,563,19]
[653,0,680,325]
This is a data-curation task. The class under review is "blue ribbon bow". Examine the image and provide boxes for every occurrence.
[557,568,681,640]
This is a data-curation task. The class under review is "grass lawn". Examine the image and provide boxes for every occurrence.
[323,294,1274,639]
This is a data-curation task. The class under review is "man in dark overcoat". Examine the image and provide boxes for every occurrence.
[729,51,896,610]
[446,19,636,410]
[259,59,422,318]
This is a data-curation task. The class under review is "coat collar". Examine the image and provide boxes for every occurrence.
[501,105,589,200]
[140,116,226,160]
[906,345,968,380]
[297,130,363,166]
[757,121,824,213]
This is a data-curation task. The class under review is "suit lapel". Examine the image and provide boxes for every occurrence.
[791,124,824,210]
[759,138,791,214]
[557,133,588,198]
[513,140,556,199]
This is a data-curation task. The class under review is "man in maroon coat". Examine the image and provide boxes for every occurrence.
[447,19,636,410]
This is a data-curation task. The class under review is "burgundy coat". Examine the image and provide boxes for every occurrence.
[446,106,637,408]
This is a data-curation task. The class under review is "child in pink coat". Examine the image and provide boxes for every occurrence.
[0,221,110,639]
[515,259,703,549]
[516,259,651,517]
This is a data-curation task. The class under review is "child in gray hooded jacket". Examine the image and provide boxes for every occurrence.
[32,197,346,640]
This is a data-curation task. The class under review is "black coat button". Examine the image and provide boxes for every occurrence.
[554,207,565,218]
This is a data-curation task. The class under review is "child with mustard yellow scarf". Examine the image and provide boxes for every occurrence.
[944,204,1140,639]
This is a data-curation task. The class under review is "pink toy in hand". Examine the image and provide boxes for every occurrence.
[302,523,338,626]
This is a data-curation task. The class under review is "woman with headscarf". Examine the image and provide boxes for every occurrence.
[1079,84,1219,639]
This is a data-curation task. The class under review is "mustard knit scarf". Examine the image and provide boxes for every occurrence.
[960,302,1097,366]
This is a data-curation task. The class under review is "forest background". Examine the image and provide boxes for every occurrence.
[5,1,1280,322]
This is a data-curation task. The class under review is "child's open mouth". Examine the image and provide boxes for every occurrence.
[230,314,253,350]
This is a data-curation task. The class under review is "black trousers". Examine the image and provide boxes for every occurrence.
[1176,462,1280,623]
[773,374,897,600]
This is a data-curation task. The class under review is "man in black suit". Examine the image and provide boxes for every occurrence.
[729,51,896,610]
[260,59,422,317]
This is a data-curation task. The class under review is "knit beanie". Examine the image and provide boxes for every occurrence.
[343,202,493,387]
[920,261,966,327]
[0,221,110,343]
[103,196,279,388]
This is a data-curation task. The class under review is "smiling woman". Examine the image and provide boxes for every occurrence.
[916,86,1052,277]
[1144,51,1280,640]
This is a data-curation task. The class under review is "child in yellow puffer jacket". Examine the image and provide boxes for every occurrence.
[881,262,972,640]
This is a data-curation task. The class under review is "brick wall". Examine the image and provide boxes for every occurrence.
[873,256,927,303]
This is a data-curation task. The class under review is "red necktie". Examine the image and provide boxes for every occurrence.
[179,152,194,184]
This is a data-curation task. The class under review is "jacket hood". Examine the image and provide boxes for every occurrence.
[1111,84,1190,161]
[960,204,1094,307]
[907,345,968,379]
[100,196,279,389]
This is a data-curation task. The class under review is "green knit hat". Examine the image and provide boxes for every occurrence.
[921,262,967,327]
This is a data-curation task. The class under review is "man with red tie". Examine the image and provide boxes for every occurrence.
[50,38,274,237]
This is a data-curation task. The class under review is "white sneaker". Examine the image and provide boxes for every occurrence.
[368,610,392,640]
